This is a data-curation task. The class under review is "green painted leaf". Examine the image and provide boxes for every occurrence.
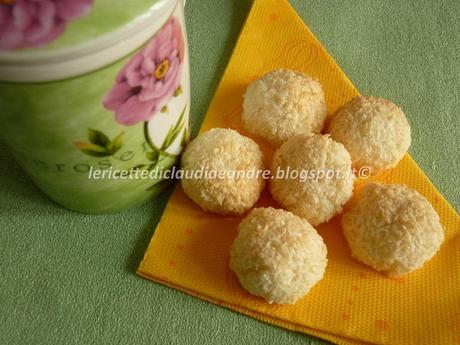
[146,150,160,164]
[108,132,124,154]
[74,141,106,152]
[143,105,187,153]
[161,126,175,150]
[88,128,111,148]
[161,106,187,150]
[74,141,112,157]
[80,150,113,158]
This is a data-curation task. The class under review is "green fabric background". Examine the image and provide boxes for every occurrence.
[1,1,458,344]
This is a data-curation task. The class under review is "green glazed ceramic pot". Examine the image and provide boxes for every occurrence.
[0,0,190,213]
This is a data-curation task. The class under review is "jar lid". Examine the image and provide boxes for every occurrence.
[0,0,178,82]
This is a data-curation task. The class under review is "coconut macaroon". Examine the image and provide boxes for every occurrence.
[342,183,444,277]
[270,134,354,226]
[181,128,265,215]
[328,96,411,174]
[230,207,327,304]
[242,69,327,146]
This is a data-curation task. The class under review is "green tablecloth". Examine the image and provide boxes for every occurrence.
[1,1,458,344]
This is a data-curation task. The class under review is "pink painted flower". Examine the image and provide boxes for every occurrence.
[0,0,93,50]
[103,17,185,126]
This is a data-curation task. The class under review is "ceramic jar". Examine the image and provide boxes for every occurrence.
[0,0,190,213]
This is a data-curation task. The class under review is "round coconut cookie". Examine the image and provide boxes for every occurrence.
[230,207,327,304]
[270,133,354,226]
[181,128,265,215]
[342,183,444,277]
[328,96,411,174]
[242,69,327,146]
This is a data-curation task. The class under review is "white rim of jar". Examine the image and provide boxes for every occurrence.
[0,0,181,83]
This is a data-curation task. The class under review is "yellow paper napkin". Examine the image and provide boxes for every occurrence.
[138,1,460,344]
